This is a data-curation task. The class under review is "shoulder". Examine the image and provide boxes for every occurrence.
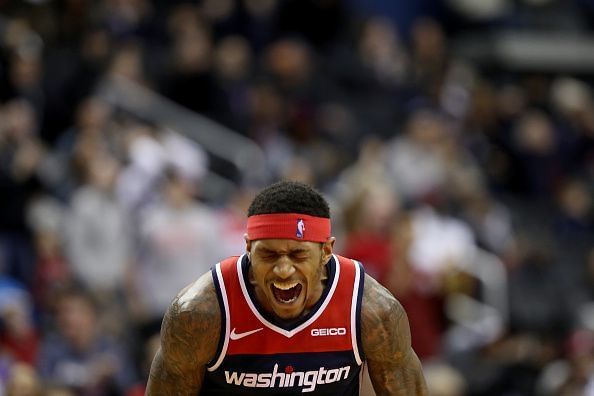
[160,271,221,365]
[360,274,410,363]
[164,270,220,332]
[361,273,403,321]
[170,270,219,315]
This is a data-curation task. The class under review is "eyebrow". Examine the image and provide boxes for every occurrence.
[256,246,310,255]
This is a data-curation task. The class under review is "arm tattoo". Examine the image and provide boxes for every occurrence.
[361,275,428,396]
[146,274,221,395]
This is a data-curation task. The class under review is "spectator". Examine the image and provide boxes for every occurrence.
[132,169,222,331]
[340,184,401,284]
[49,96,114,201]
[64,152,132,298]
[0,278,39,366]
[0,99,45,288]
[37,287,136,395]
[384,107,451,202]
[26,194,71,316]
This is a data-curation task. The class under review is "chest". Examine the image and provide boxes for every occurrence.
[202,255,365,395]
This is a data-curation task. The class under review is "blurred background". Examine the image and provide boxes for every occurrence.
[0,0,594,395]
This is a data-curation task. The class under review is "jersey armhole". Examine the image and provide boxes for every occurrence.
[206,263,229,371]
[352,260,366,365]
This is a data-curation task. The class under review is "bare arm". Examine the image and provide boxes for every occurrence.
[362,274,428,396]
[145,273,221,395]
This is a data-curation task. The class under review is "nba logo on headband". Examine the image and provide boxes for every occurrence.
[247,213,329,242]
[296,219,305,238]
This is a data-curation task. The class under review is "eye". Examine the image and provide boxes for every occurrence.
[259,251,278,261]
[291,252,309,262]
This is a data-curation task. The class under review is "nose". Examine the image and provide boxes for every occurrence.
[273,257,295,279]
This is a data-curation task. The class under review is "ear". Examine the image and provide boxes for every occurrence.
[321,237,335,263]
[244,234,252,255]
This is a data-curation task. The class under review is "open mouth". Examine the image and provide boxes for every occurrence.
[271,281,303,304]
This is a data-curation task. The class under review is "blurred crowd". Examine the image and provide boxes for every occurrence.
[1,0,594,395]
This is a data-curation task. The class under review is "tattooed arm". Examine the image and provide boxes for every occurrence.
[145,272,221,396]
[361,274,428,396]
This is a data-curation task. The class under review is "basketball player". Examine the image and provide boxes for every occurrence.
[146,181,428,395]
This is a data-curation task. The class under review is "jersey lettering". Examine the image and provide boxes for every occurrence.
[310,327,347,336]
[224,363,350,393]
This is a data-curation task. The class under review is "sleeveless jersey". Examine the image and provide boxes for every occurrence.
[200,254,365,395]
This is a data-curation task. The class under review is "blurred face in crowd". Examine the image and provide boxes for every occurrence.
[265,39,311,87]
[76,98,112,130]
[514,111,556,155]
[246,237,334,321]
[1,301,33,339]
[2,99,36,142]
[174,28,212,73]
[88,154,120,191]
[214,35,252,82]
[57,295,97,351]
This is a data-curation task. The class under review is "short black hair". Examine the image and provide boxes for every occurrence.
[248,181,330,218]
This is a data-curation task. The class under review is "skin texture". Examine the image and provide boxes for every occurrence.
[145,273,220,395]
[146,237,428,395]
[362,275,428,395]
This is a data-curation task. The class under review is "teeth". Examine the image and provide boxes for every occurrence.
[273,281,298,290]
[280,296,298,304]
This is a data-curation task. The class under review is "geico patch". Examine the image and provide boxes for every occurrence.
[310,327,347,336]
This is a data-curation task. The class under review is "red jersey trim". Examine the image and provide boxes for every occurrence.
[207,260,235,372]
[350,260,363,365]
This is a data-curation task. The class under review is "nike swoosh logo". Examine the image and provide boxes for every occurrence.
[229,327,264,340]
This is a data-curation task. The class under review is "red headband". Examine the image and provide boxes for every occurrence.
[247,213,331,242]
